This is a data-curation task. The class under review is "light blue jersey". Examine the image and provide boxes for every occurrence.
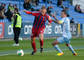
[62,17,72,39]
[57,17,72,44]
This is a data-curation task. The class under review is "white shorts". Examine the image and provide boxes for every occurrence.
[57,37,71,44]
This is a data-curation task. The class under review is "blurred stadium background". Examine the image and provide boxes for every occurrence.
[0,0,84,59]
[0,0,84,39]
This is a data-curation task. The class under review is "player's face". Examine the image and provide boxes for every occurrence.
[61,12,64,18]
[41,9,47,15]
[61,12,66,18]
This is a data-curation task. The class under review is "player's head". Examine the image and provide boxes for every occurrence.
[14,8,19,14]
[41,6,47,15]
[61,10,67,18]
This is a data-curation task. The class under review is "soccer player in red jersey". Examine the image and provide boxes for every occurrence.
[24,6,52,55]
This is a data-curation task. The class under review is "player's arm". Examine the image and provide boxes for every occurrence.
[24,10,32,14]
[52,15,63,24]
[47,15,52,25]
[23,10,39,16]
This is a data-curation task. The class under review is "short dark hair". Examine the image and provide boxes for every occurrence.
[62,10,69,17]
[62,10,67,15]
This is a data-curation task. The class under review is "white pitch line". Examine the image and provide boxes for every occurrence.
[0,54,9,56]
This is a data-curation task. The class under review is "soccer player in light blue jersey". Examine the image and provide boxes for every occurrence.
[52,10,77,56]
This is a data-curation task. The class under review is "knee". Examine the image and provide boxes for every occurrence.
[52,40,58,46]
[52,43,54,46]
[52,42,57,46]
[39,34,43,40]
[31,37,35,42]
[66,44,70,47]
[39,37,43,41]
[40,39,43,41]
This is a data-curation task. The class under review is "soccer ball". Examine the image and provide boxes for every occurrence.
[17,49,24,56]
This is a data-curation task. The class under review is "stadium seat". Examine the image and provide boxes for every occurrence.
[0,0,84,24]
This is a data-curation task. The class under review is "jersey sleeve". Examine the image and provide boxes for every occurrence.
[25,11,39,16]
[25,11,32,14]
[32,12,40,16]
[47,15,52,24]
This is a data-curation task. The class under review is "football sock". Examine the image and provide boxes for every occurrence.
[54,45,63,53]
[40,40,43,48]
[68,44,76,54]
[32,41,36,52]
[40,48,43,53]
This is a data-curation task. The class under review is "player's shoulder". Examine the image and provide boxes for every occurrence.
[45,14,51,18]
[66,17,70,20]
[45,14,50,16]
[63,17,70,21]
[66,17,70,22]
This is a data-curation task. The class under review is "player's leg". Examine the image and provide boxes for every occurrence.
[66,43,77,56]
[31,28,37,55]
[31,36,37,55]
[64,37,77,56]
[52,37,64,56]
[39,33,44,53]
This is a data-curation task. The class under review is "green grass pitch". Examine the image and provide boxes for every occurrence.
[0,38,84,60]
